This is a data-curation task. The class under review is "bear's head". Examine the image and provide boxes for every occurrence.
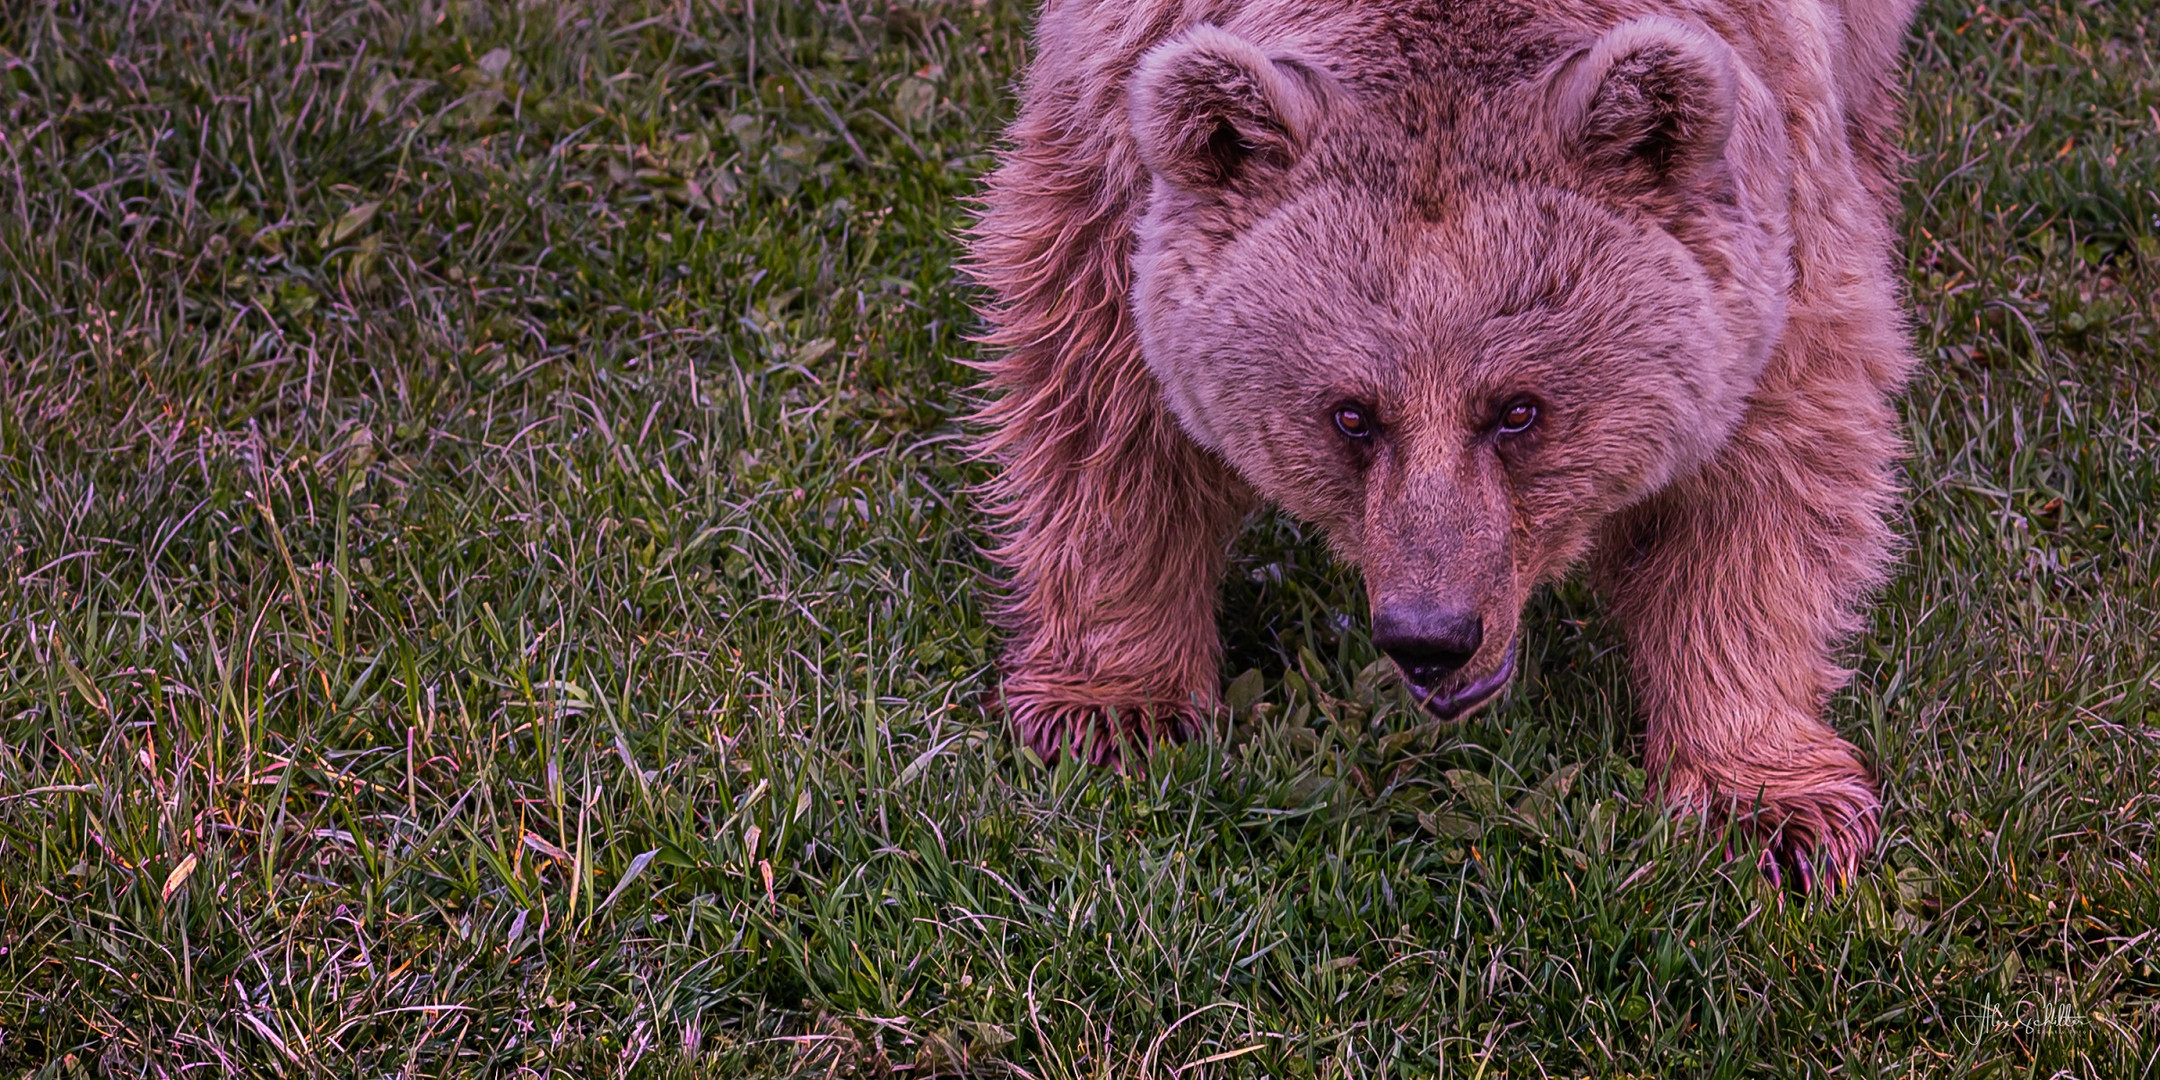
[1128,17,1794,718]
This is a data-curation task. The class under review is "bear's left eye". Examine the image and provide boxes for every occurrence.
[1496,398,1539,435]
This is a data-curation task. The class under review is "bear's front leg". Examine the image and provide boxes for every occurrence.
[968,79,1260,768]
[987,406,1255,768]
[1601,363,1902,889]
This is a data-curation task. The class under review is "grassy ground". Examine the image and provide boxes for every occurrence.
[0,0,2155,1075]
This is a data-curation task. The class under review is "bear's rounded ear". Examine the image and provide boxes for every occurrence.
[1550,17,1737,183]
[1130,26,1330,189]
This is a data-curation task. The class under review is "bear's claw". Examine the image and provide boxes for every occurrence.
[1706,775,1881,893]
[1007,694,1201,772]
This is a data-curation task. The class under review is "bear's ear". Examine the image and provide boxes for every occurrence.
[1550,17,1737,184]
[1130,26,1329,190]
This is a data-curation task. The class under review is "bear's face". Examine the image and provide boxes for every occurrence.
[1128,19,1791,716]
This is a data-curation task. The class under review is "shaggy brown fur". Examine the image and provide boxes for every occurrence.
[967,0,1917,888]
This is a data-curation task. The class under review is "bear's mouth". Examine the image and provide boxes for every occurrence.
[1404,644,1518,721]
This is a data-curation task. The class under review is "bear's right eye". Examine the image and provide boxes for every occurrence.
[1333,405,1374,440]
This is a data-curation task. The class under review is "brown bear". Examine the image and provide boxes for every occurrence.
[967,0,1917,887]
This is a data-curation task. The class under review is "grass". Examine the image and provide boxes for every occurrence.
[0,0,2154,1075]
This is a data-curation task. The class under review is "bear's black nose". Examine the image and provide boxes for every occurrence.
[1372,605,1483,687]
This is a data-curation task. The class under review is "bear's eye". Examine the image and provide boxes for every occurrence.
[1497,398,1539,435]
[1333,405,1374,440]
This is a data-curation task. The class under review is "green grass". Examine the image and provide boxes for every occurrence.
[0,0,2154,1075]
